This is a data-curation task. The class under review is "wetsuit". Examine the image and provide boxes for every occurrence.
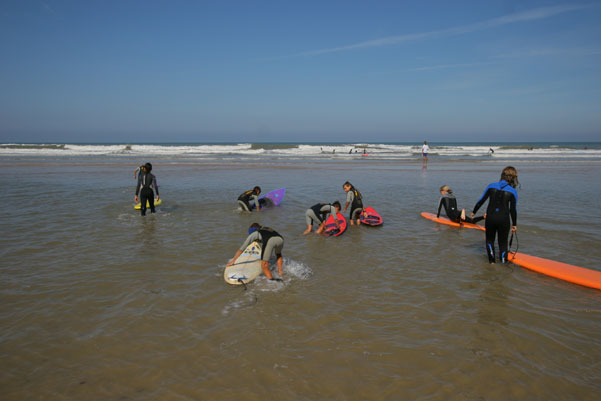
[239,227,284,261]
[238,189,259,212]
[472,180,518,263]
[305,203,337,226]
[437,193,484,224]
[136,172,159,216]
[346,188,363,220]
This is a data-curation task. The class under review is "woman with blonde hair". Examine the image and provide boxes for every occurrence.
[437,185,484,224]
[471,166,519,264]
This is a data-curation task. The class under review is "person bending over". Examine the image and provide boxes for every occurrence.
[237,186,261,212]
[227,223,284,280]
[303,201,341,235]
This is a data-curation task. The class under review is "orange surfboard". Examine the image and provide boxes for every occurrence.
[508,252,601,291]
[421,212,485,231]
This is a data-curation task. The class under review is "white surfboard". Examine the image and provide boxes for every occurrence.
[224,241,263,285]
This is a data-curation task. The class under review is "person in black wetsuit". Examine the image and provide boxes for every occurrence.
[237,186,261,212]
[342,181,364,226]
[303,201,342,235]
[471,166,519,264]
[134,163,159,216]
[437,185,484,224]
[226,223,284,280]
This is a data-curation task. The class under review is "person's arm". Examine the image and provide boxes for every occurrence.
[436,198,444,218]
[227,232,258,266]
[509,193,517,230]
[329,205,340,227]
[252,195,260,211]
[343,191,353,212]
[471,187,491,216]
[134,174,142,202]
[153,176,159,199]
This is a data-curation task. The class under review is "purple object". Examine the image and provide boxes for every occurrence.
[253,188,286,208]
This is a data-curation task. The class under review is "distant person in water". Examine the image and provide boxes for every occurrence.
[227,223,284,280]
[437,185,484,224]
[237,186,261,212]
[342,181,364,226]
[303,201,341,235]
[488,148,495,155]
[471,166,519,264]
[422,141,430,161]
[134,163,159,216]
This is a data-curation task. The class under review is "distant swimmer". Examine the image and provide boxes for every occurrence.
[349,148,353,154]
[437,185,484,224]
[303,201,341,235]
[471,166,519,264]
[488,148,495,155]
[237,186,261,212]
[227,223,284,280]
[422,141,430,161]
[342,181,364,226]
[134,163,159,216]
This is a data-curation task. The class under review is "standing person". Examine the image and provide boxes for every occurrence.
[237,186,261,212]
[303,201,341,235]
[342,181,364,226]
[133,164,144,179]
[437,185,484,224]
[421,141,430,161]
[227,223,284,280]
[471,166,519,264]
[134,163,159,216]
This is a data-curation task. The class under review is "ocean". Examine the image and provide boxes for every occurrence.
[1,142,600,400]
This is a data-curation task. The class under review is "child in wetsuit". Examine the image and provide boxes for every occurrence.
[471,166,519,264]
[437,185,484,224]
[342,181,364,226]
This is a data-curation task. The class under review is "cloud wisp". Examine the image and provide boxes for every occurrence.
[292,4,592,58]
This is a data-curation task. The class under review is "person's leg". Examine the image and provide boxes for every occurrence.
[484,220,497,263]
[304,210,317,235]
[140,189,150,216]
[148,190,155,213]
[497,220,511,263]
[237,200,250,212]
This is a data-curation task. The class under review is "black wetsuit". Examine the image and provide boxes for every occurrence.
[472,180,518,263]
[437,193,484,224]
[136,172,159,216]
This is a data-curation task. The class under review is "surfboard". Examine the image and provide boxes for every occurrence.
[224,241,263,285]
[360,207,383,226]
[508,252,601,291]
[134,198,163,210]
[421,212,485,231]
[251,188,286,209]
[324,213,347,237]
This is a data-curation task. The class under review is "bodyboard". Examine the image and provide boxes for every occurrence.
[134,198,163,210]
[324,213,347,237]
[360,207,383,226]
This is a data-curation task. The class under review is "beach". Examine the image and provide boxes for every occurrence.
[1,148,600,400]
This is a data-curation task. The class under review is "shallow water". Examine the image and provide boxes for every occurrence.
[1,158,600,400]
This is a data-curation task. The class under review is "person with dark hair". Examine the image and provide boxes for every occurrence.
[471,166,519,264]
[237,186,262,212]
[303,201,341,235]
[342,181,364,226]
[134,163,159,216]
[226,223,284,280]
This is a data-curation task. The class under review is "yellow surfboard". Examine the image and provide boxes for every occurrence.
[134,198,162,210]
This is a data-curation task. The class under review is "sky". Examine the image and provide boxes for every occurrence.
[1,0,600,143]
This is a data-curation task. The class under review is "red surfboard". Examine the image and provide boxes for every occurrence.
[360,207,383,226]
[324,213,347,237]
[421,212,485,231]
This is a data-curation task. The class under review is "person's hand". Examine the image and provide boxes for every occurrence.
[511,226,517,233]
[135,195,139,202]
[470,212,475,218]
[226,260,234,267]
[156,196,160,201]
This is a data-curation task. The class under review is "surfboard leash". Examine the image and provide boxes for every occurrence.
[237,278,248,291]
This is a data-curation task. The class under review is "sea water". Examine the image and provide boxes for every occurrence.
[1,146,600,400]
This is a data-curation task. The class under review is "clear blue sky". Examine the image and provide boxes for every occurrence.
[1,0,600,143]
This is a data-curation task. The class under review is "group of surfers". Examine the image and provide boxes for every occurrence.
[134,163,519,280]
